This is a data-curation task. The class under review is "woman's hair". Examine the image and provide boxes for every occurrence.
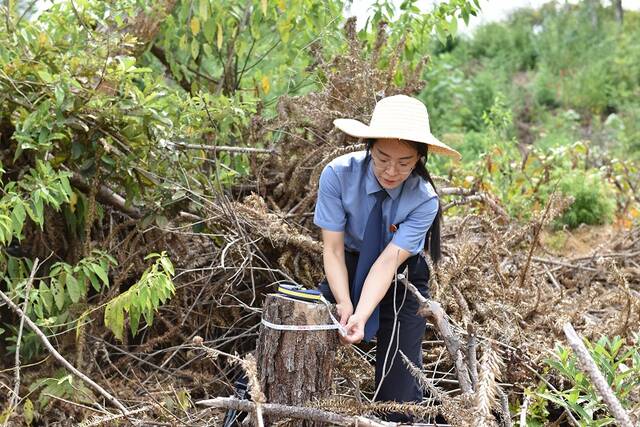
[365,139,442,263]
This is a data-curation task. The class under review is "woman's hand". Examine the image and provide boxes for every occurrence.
[336,300,353,326]
[341,313,366,344]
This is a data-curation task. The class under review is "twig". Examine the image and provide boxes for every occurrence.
[466,325,478,391]
[77,405,155,427]
[519,195,554,289]
[170,142,276,155]
[531,256,598,272]
[497,387,513,427]
[0,289,128,414]
[10,258,39,408]
[519,394,529,426]
[196,396,398,426]
[562,323,634,427]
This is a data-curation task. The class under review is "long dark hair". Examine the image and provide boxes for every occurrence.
[366,139,442,263]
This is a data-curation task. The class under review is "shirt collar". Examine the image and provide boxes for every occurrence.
[366,158,403,200]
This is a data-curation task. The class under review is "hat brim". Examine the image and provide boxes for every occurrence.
[334,118,461,160]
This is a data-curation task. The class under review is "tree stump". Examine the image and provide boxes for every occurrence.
[256,294,338,426]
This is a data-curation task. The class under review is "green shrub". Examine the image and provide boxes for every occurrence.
[532,65,559,108]
[556,170,615,228]
[537,335,640,425]
[560,61,615,115]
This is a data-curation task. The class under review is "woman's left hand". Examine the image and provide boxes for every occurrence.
[341,313,366,344]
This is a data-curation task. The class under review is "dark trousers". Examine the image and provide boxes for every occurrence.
[319,251,430,419]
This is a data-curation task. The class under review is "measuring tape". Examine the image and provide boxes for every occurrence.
[261,282,347,337]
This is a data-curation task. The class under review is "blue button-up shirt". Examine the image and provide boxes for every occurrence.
[314,151,439,255]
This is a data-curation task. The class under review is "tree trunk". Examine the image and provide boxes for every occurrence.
[256,294,338,426]
[613,0,624,24]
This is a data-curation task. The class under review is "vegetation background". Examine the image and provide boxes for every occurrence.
[0,0,638,425]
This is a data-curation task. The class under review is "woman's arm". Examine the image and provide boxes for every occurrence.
[322,229,353,325]
[342,242,411,344]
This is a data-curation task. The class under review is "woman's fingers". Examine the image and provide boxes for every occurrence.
[339,310,351,325]
[342,315,364,344]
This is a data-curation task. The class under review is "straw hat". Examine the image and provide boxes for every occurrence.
[334,94,461,159]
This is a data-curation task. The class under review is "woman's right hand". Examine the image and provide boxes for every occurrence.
[335,300,353,326]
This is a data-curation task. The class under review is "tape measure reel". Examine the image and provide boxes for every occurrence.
[277,282,322,303]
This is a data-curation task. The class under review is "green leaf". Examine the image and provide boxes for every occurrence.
[449,17,458,37]
[159,256,174,276]
[198,0,209,19]
[104,302,124,341]
[190,17,201,36]
[54,85,65,107]
[216,23,223,49]
[66,273,81,303]
[203,17,216,44]
[461,8,470,25]
[39,281,54,314]
[37,69,53,83]
[52,278,66,311]
[92,264,109,287]
[23,399,34,425]
[86,269,101,292]
[129,302,140,336]
[11,202,27,237]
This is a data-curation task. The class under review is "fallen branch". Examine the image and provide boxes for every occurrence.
[196,396,397,426]
[0,289,128,414]
[77,405,155,427]
[562,323,634,427]
[399,273,473,393]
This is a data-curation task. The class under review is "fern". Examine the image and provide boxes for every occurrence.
[104,251,175,341]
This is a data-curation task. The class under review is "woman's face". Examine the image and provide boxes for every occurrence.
[370,138,419,189]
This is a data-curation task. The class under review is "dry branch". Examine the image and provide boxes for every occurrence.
[399,273,473,393]
[10,258,39,409]
[0,288,128,414]
[562,323,634,427]
[171,142,276,155]
[196,396,398,426]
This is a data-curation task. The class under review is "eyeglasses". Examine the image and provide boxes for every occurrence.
[370,151,416,174]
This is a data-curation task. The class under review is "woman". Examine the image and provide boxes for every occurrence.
[313,95,460,420]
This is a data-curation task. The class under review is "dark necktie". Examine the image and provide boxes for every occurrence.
[352,189,388,341]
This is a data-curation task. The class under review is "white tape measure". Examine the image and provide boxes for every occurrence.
[261,318,342,332]
[262,288,347,337]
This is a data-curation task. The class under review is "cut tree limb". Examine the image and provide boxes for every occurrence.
[562,323,634,427]
[400,275,473,393]
[0,289,128,414]
[196,396,398,427]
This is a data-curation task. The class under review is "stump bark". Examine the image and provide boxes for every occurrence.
[256,294,338,426]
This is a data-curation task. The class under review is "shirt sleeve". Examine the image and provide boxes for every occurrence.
[313,165,346,232]
[391,196,439,255]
